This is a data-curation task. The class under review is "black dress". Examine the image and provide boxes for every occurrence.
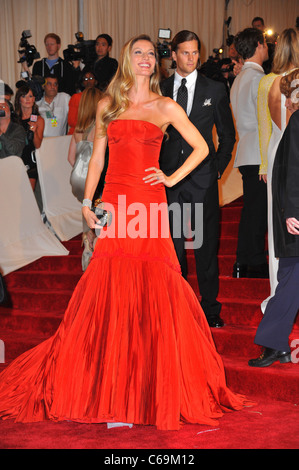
[20,118,38,180]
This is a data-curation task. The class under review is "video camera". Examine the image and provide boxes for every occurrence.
[157,28,171,59]
[63,32,97,65]
[16,73,45,102]
[199,48,235,83]
[265,29,279,44]
[15,30,44,100]
[18,30,40,67]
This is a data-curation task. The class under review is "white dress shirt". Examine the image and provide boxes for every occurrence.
[230,61,264,167]
[173,69,198,116]
[36,92,70,137]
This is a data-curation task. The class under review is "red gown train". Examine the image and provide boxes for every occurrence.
[0,120,252,430]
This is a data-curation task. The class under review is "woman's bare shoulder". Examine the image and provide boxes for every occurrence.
[156,94,180,115]
[156,94,185,128]
[156,94,174,107]
[97,95,111,112]
[269,75,283,96]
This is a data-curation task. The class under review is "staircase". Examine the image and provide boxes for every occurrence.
[1,199,298,403]
[188,199,299,403]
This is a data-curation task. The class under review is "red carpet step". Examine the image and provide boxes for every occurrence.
[0,201,299,410]
[1,199,299,449]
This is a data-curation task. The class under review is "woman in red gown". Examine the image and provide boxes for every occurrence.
[0,35,252,430]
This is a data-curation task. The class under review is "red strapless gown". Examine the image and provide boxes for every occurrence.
[0,120,252,430]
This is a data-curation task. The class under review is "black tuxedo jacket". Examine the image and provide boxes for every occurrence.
[272,109,299,258]
[159,72,235,190]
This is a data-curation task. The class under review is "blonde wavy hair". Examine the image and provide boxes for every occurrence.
[75,87,102,133]
[272,28,299,74]
[280,68,299,99]
[100,34,161,134]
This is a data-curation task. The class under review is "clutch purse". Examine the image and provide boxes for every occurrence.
[91,199,112,227]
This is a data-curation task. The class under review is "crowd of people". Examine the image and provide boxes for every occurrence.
[0,16,299,429]
[0,32,118,186]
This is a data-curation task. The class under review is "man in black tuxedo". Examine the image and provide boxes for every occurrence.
[159,30,236,328]
[249,71,299,367]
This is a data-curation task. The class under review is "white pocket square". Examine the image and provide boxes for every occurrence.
[203,98,212,107]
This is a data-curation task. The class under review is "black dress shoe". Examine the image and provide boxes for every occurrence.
[232,262,247,278]
[246,263,269,279]
[248,347,291,367]
[207,316,224,328]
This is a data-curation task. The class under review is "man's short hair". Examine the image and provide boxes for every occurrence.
[95,34,113,47]
[44,33,61,45]
[4,84,14,96]
[171,30,201,53]
[45,75,59,82]
[252,17,265,26]
[233,28,265,60]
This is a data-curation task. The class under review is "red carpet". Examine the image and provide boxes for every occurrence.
[0,198,299,449]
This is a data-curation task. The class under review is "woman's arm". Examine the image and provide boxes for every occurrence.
[67,134,77,166]
[33,115,45,149]
[144,98,209,187]
[82,98,109,228]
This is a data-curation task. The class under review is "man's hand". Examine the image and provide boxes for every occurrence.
[286,217,299,235]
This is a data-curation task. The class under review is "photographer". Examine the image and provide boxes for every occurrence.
[32,33,76,96]
[1,83,19,123]
[93,34,118,91]
[3,84,15,114]
[199,54,235,98]
[0,100,26,159]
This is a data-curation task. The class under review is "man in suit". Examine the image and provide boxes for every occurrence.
[249,70,299,367]
[230,28,269,279]
[159,30,236,328]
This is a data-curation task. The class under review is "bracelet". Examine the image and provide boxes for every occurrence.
[82,198,92,209]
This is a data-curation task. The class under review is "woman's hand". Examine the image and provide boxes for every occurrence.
[143,167,174,187]
[82,206,100,229]
[29,121,38,133]
[232,59,243,76]
[259,174,267,183]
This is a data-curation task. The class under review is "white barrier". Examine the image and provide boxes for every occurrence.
[36,135,83,241]
[0,156,68,276]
